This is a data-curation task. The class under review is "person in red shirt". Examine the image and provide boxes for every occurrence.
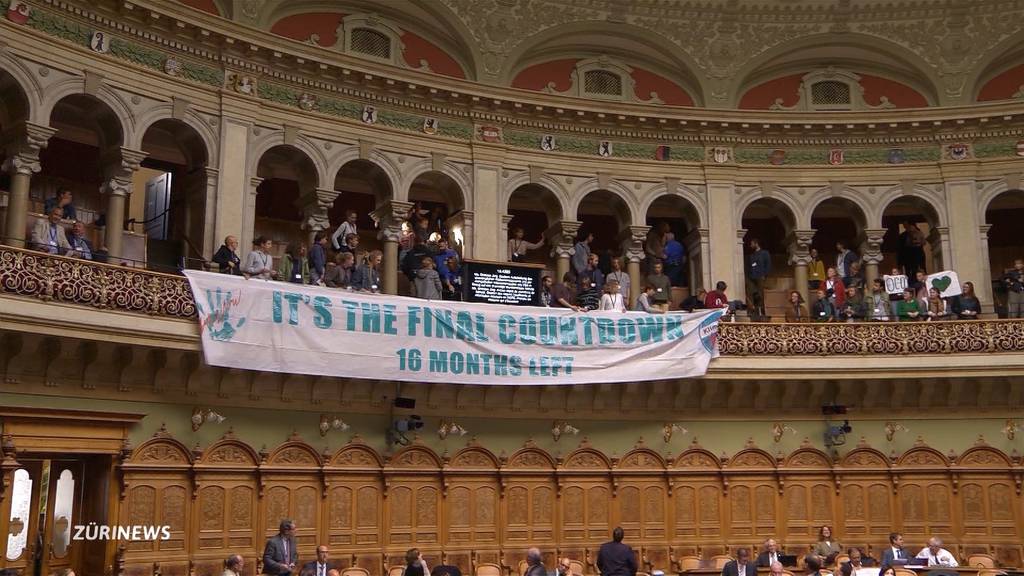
[705,281,731,309]
[823,267,846,309]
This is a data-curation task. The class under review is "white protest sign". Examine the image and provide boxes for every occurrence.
[883,274,908,295]
[926,270,961,297]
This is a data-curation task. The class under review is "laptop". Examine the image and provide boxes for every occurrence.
[778,555,799,568]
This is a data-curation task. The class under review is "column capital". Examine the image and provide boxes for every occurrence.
[299,187,338,232]
[101,147,147,196]
[736,228,748,241]
[544,220,583,250]
[861,228,887,264]
[979,223,992,239]
[620,225,650,263]
[2,121,57,176]
[248,176,264,195]
[500,214,515,227]
[372,200,414,243]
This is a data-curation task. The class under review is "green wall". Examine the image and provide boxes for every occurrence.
[2,392,1021,459]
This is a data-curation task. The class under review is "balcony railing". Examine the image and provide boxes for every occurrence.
[2,244,1023,355]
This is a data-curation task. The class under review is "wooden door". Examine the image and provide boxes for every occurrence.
[39,460,84,576]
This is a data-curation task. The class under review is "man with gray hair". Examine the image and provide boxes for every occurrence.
[524,548,547,576]
[915,537,958,567]
[222,554,244,576]
[263,519,298,575]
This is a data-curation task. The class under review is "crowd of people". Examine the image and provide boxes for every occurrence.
[211,202,465,300]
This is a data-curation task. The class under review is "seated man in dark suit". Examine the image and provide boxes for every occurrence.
[300,545,331,576]
[756,539,784,568]
[840,548,870,576]
[880,533,907,567]
[524,548,547,576]
[597,527,637,576]
[721,548,755,576]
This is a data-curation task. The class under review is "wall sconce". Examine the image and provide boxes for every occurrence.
[884,421,909,442]
[319,415,350,437]
[772,422,797,443]
[191,408,226,431]
[451,225,464,246]
[1004,419,1020,440]
[662,423,688,443]
[438,418,468,440]
[552,421,579,442]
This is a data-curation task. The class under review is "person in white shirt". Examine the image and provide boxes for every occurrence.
[221,554,243,576]
[507,227,544,262]
[915,537,958,567]
[606,257,631,303]
[245,236,277,280]
[330,209,358,251]
[599,280,626,312]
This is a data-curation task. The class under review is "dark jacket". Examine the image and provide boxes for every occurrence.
[756,552,785,568]
[262,534,297,575]
[523,564,546,576]
[721,560,755,576]
[212,245,241,275]
[747,249,772,279]
[597,541,637,576]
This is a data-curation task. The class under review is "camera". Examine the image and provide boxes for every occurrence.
[387,415,424,447]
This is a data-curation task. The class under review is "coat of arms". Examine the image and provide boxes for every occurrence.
[540,135,555,151]
[598,141,613,157]
[948,143,969,161]
[164,57,182,77]
[479,125,502,143]
[769,149,786,166]
[298,93,318,111]
[829,149,844,165]
[422,118,438,135]
[7,0,30,24]
[90,31,110,53]
[712,147,730,164]
[361,105,378,124]
[888,148,905,164]
[1016,141,1024,157]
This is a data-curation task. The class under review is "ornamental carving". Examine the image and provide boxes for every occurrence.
[508,487,528,524]
[868,484,890,522]
[699,486,720,523]
[271,447,317,466]
[129,485,156,525]
[787,451,830,468]
[990,484,1013,521]
[416,486,438,526]
[927,484,950,521]
[811,485,832,520]
[644,486,664,522]
[587,486,609,524]
[731,485,750,521]
[391,487,411,527]
[756,485,775,521]
[563,486,583,524]
[676,451,718,468]
[163,486,186,530]
[200,486,224,530]
[449,487,470,527]
[295,486,317,526]
[475,486,496,525]
[676,486,695,524]
[786,485,807,520]
[843,485,864,519]
[620,450,661,469]
[329,486,352,528]
[205,445,254,465]
[842,450,888,468]
[901,484,924,521]
[962,484,984,521]
[565,451,605,469]
[729,451,773,468]
[356,486,378,528]
[333,448,377,467]
[267,487,290,526]
[958,448,1009,467]
[394,449,437,468]
[230,486,252,529]
[135,443,188,464]
[507,450,552,469]
[620,486,640,520]
[451,449,494,468]
[900,450,946,467]
[532,486,553,524]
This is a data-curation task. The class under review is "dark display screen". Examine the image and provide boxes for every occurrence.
[462,260,542,306]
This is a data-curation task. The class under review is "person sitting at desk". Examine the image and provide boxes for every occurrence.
[813,525,842,563]
[805,556,824,576]
[721,548,754,576]
[840,549,875,576]
[880,533,907,566]
[756,539,784,568]
[915,537,958,567]
[769,562,785,576]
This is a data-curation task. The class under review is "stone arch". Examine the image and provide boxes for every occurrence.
[805,190,870,231]
[571,179,637,229]
[132,105,219,167]
[878,190,947,275]
[401,159,472,211]
[0,58,38,127]
[979,181,1024,215]
[643,188,706,287]
[968,28,1024,101]
[638,185,707,229]
[981,187,1024,314]
[808,194,871,274]
[48,92,126,151]
[139,118,210,170]
[502,171,570,223]
[500,21,706,105]
[729,33,942,107]
[249,132,327,189]
[873,185,946,228]
[736,187,800,233]
[41,78,135,147]
[328,147,400,204]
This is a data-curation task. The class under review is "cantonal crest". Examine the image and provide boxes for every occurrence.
[7,0,30,24]
[888,148,905,164]
[769,149,786,166]
[540,135,555,151]
[422,117,438,135]
[598,140,613,157]
[1016,141,1024,157]
[828,149,844,165]
[298,93,318,111]
[478,125,502,143]
[712,147,731,164]
[947,143,970,161]
[361,105,378,124]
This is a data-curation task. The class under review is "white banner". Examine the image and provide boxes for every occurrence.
[926,270,962,297]
[883,274,908,295]
[184,271,723,385]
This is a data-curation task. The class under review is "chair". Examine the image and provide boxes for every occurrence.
[710,556,732,570]
[893,568,917,576]
[834,554,850,568]
[569,560,586,576]
[518,560,529,576]
[967,555,997,569]
[343,569,371,576]
[389,566,406,576]
[676,557,702,571]
[977,570,1007,576]
[477,564,503,576]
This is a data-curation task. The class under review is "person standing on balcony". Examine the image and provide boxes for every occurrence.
[43,188,77,221]
[899,221,927,277]
[811,289,836,322]
[1002,258,1024,318]
[835,240,858,286]
[212,235,241,275]
[30,206,72,255]
[572,231,593,278]
[606,257,631,303]
[245,236,277,280]
[309,232,328,285]
[952,281,981,319]
[896,290,922,321]
[664,231,686,286]
[645,261,671,312]
[868,279,890,321]
[784,290,808,322]
[508,227,544,262]
[330,209,358,252]
[824,267,846,311]
[746,238,771,321]
[808,248,825,290]
[277,242,309,284]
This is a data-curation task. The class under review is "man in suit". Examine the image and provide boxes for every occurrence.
[301,545,331,576]
[769,562,785,576]
[263,519,298,575]
[756,539,783,568]
[597,527,637,576]
[880,532,906,567]
[721,548,754,576]
[31,206,72,255]
[524,548,547,576]
[840,548,875,576]
[67,220,94,260]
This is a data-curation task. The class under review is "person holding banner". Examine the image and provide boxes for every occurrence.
[553,273,582,312]
[885,267,907,320]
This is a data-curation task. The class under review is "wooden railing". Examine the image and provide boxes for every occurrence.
[2,244,1023,355]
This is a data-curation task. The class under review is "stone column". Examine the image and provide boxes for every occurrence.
[445,210,475,260]
[683,228,711,291]
[706,178,739,298]
[200,167,219,259]
[928,226,953,272]
[242,176,263,252]
[499,214,514,262]
[299,187,340,246]
[789,229,815,305]
[215,117,251,252]
[621,225,650,306]
[471,163,499,261]
[2,122,56,247]
[861,228,887,290]
[978,224,994,309]
[544,220,581,282]
[944,178,986,288]
[734,228,748,301]
[371,200,414,295]
[100,147,147,262]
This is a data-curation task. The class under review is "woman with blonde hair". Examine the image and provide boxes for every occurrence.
[599,279,626,312]
[784,290,808,322]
